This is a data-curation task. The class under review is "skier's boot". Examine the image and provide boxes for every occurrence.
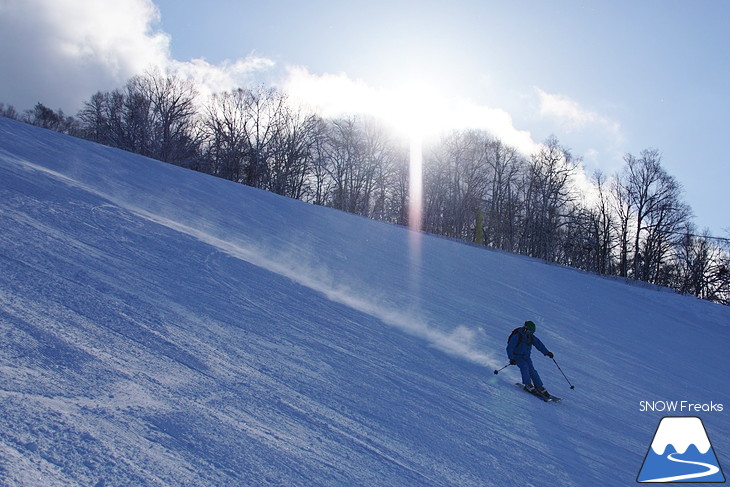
[535,386,549,397]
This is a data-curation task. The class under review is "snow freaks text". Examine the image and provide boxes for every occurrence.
[640,401,724,413]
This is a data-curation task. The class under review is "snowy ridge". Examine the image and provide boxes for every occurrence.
[1,116,729,486]
[650,417,712,455]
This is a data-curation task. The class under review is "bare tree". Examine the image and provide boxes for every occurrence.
[141,71,201,167]
[321,117,366,214]
[24,103,78,134]
[611,171,633,278]
[590,171,617,274]
[320,116,401,218]
[202,86,290,188]
[78,92,109,143]
[424,130,492,240]
[519,136,579,261]
[77,71,200,167]
[201,88,249,182]
[673,227,714,298]
[308,126,336,207]
[0,102,19,120]
[615,149,690,283]
[238,85,287,189]
[267,103,323,200]
[483,138,523,251]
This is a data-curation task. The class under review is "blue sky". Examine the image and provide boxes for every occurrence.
[1,0,727,236]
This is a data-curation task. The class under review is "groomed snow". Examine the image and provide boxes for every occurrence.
[1,116,728,486]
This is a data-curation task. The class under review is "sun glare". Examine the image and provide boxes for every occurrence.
[379,81,453,237]
[381,81,451,140]
[384,83,432,240]
[408,132,423,233]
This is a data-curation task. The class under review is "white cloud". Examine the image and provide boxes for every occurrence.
[0,0,275,111]
[169,56,277,100]
[534,87,628,176]
[283,67,386,120]
[536,87,623,139]
[446,100,540,156]
[43,0,169,75]
[0,0,170,110]
[283,66,540,156]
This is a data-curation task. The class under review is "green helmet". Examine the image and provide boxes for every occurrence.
[523,320,536,332]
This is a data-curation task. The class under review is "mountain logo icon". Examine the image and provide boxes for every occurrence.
[637,416,725,483]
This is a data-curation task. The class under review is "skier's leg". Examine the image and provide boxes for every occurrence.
[526,357,543,388]
[516,358,532,386]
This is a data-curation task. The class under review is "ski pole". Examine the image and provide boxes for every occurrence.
[552,358,575,389]
[493,363,512,375]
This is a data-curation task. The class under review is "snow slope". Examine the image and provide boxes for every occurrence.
[0,116,728,486]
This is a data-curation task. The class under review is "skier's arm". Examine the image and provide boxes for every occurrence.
[534,336,551,356]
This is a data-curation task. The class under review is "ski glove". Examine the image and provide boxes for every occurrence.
[546,352,554,358]
[509,359,517,365]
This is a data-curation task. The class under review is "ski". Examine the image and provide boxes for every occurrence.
[515,383,561,402]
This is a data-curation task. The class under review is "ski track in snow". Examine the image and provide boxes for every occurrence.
[1,117,730,486]
[134,210,501,369]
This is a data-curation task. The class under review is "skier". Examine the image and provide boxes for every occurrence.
[507,320,554,396]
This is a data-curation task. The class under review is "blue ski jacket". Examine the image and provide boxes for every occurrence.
[507,328,550,360]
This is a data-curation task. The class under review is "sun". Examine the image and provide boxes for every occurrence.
[378,80,454,140]
[284,67,457,140]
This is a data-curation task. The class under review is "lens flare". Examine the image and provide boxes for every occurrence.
[408,132,423,234]
[406,130,424,308]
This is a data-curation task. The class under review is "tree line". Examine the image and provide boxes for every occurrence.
[2,70,728,305]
